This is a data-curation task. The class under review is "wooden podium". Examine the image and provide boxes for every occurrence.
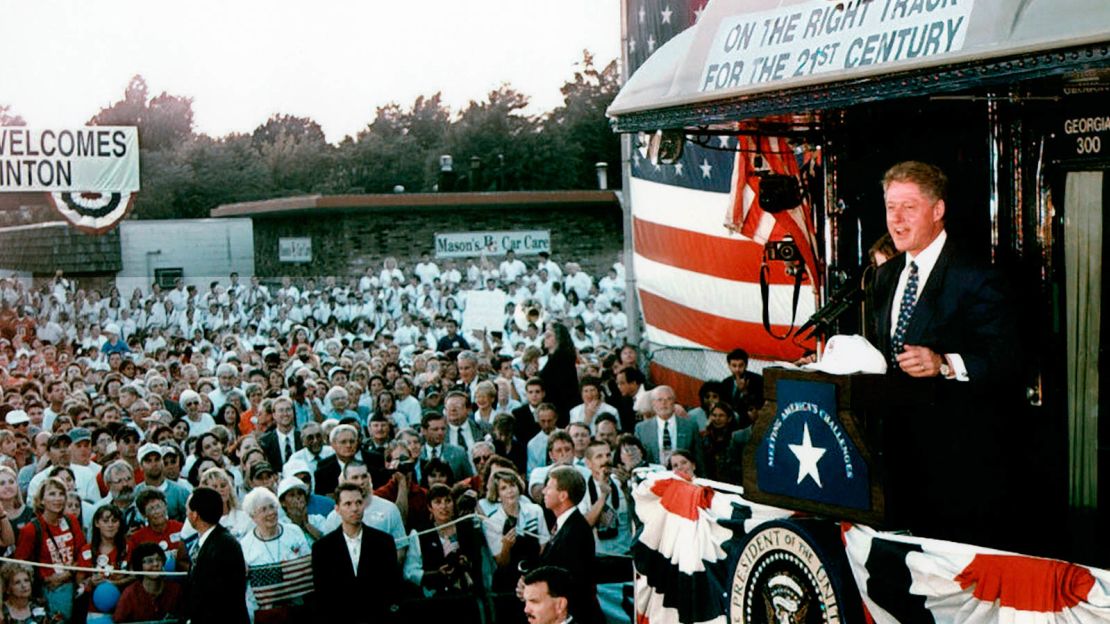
[740,367,896,526]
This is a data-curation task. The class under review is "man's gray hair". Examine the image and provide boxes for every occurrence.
[329,423,359,445]
[216,363,238,378]
[470,440,495,459]
[104,459,134,482]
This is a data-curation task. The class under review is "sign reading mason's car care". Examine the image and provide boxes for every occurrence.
[702,0,974,92]
[757,379,870,510]
[435,230,550,258]
[0,127,140,192]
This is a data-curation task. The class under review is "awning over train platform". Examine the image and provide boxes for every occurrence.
[608,0,1110,131]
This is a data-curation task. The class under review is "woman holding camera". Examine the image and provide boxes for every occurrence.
[403,484,486,599]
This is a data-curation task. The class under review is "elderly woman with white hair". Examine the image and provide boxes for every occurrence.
[322,385,361,424]
[240,486,311,623]
[179,388,216,437]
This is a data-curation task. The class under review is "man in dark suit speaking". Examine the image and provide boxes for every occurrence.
[185,487,249,624]
[869,161,1021,548]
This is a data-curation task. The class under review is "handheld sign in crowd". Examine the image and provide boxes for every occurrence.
[0,126,141,233]
[462,289,509,335]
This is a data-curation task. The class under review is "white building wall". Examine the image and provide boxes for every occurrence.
[116,219,254,296]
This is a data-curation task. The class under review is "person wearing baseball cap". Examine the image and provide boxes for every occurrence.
[248,462,278,493]
[5,409,29,428]
[159,443,192,494]
[101,323,130,356]
[134,443,189,522]
[26,431,99,505]
[67,427,101,484]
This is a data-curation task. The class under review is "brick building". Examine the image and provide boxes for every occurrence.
[210,190,624,280]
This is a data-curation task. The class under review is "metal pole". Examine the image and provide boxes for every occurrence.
[618,0,641,348]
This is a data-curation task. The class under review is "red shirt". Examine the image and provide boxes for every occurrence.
[128,520,185,554]
[374,479,429,529]
[79,544,126,571]
[13,514,87,580]
[114,580,184,623]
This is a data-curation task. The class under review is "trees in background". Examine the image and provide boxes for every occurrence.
[0,52,619,220]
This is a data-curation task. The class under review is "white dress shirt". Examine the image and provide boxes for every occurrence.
[343,528,362,574]
[276,429,296,464]
[655,416,678,460]
[450,424,474,449]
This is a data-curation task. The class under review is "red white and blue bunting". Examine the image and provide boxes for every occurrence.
[47,191,135,234]
[632,473,1110,624]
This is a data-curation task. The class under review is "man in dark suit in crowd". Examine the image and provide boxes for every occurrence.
[312,482,400,624]
[610,366,647,433]
[634,386,705,469]
[719,348,763,426]
[315,423,384,494]
[419,411,474,480]
[531,465,603,624]
[185,487,248,624]
[443,390,491,452]
[512,377,546,444]
[868,160,1021,548]
[259,396,301,470]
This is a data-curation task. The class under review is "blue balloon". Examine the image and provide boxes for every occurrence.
[92,581,121,612]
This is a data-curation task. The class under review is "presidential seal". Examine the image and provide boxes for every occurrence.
[729,521,844,624]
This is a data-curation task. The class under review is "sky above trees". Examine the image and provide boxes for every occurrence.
[40,52,621,220]
[0,0,621,143]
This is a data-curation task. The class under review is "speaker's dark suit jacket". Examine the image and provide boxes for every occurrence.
[539,509,604,624]
[186,524,249,624]
[312,523,400,624]
[869,239,1021,547]
[259,428,302,471]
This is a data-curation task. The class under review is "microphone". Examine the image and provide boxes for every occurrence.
[797,267,873,340]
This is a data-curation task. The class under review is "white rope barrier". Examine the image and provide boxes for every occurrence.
[398,512,545,544]
[0,554,188,577]
[0,512,543,575]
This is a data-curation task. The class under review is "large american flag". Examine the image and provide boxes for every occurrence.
[248,555,314,611]
[625,0,819,402]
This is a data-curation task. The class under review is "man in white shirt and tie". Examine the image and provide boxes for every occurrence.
[288,422,334,476]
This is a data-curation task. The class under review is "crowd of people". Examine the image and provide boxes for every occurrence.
[0,250,765,624]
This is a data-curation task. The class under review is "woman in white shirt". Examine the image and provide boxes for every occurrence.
[240,487,311,623]
[180,467,252,540]
[482,471,549,596]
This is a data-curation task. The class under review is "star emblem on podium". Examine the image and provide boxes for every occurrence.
[788,422,827,488]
